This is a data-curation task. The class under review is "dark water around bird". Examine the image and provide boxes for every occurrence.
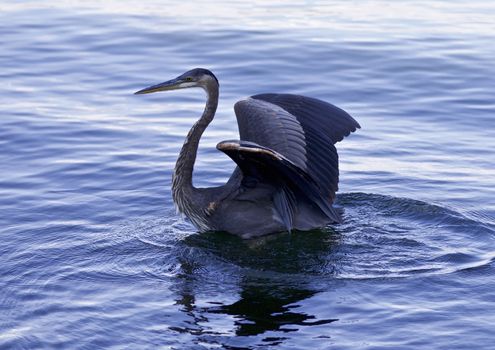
[1,1,495,349]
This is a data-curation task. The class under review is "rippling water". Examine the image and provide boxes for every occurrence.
[1,1,495,349]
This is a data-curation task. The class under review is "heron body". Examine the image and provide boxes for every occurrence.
[135,68,360,238]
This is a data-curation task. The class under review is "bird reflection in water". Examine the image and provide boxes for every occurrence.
[207,282,338,337]
[169,230,341,344]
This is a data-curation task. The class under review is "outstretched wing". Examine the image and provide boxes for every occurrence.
[217,140,341,231]
[252,94,360,144]
[234,94,359,202]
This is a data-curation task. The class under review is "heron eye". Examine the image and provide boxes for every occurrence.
[186,77,193,81]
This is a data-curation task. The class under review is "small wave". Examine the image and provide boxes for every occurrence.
[333,192,495,279]
[174,193,495,281]
[83,193,495,285]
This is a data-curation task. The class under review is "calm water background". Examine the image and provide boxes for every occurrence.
[1,1,495,349]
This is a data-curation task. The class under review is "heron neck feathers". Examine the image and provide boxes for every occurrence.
[171,82,219,229]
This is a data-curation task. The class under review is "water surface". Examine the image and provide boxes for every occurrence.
[1,1,495,349]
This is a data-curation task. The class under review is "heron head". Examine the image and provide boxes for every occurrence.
[134,68,218,95]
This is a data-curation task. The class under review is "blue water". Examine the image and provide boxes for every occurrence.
[1,1,495,349]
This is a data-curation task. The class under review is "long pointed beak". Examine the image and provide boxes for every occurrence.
[134,78,182,95]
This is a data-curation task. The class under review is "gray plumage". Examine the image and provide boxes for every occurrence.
[135,68,360,238]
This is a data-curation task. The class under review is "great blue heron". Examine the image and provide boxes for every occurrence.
[135,68,360,238]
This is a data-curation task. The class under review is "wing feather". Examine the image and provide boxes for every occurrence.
[234,94,358,202]
[253,93,360,144]
[217,140,341,227]
[234,98,308,171]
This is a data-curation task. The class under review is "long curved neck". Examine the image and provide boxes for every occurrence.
[172,82,218,216]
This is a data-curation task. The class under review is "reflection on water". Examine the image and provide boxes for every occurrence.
[174,233,339,342]
[183,230,341,275]
[208,283,336,337]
